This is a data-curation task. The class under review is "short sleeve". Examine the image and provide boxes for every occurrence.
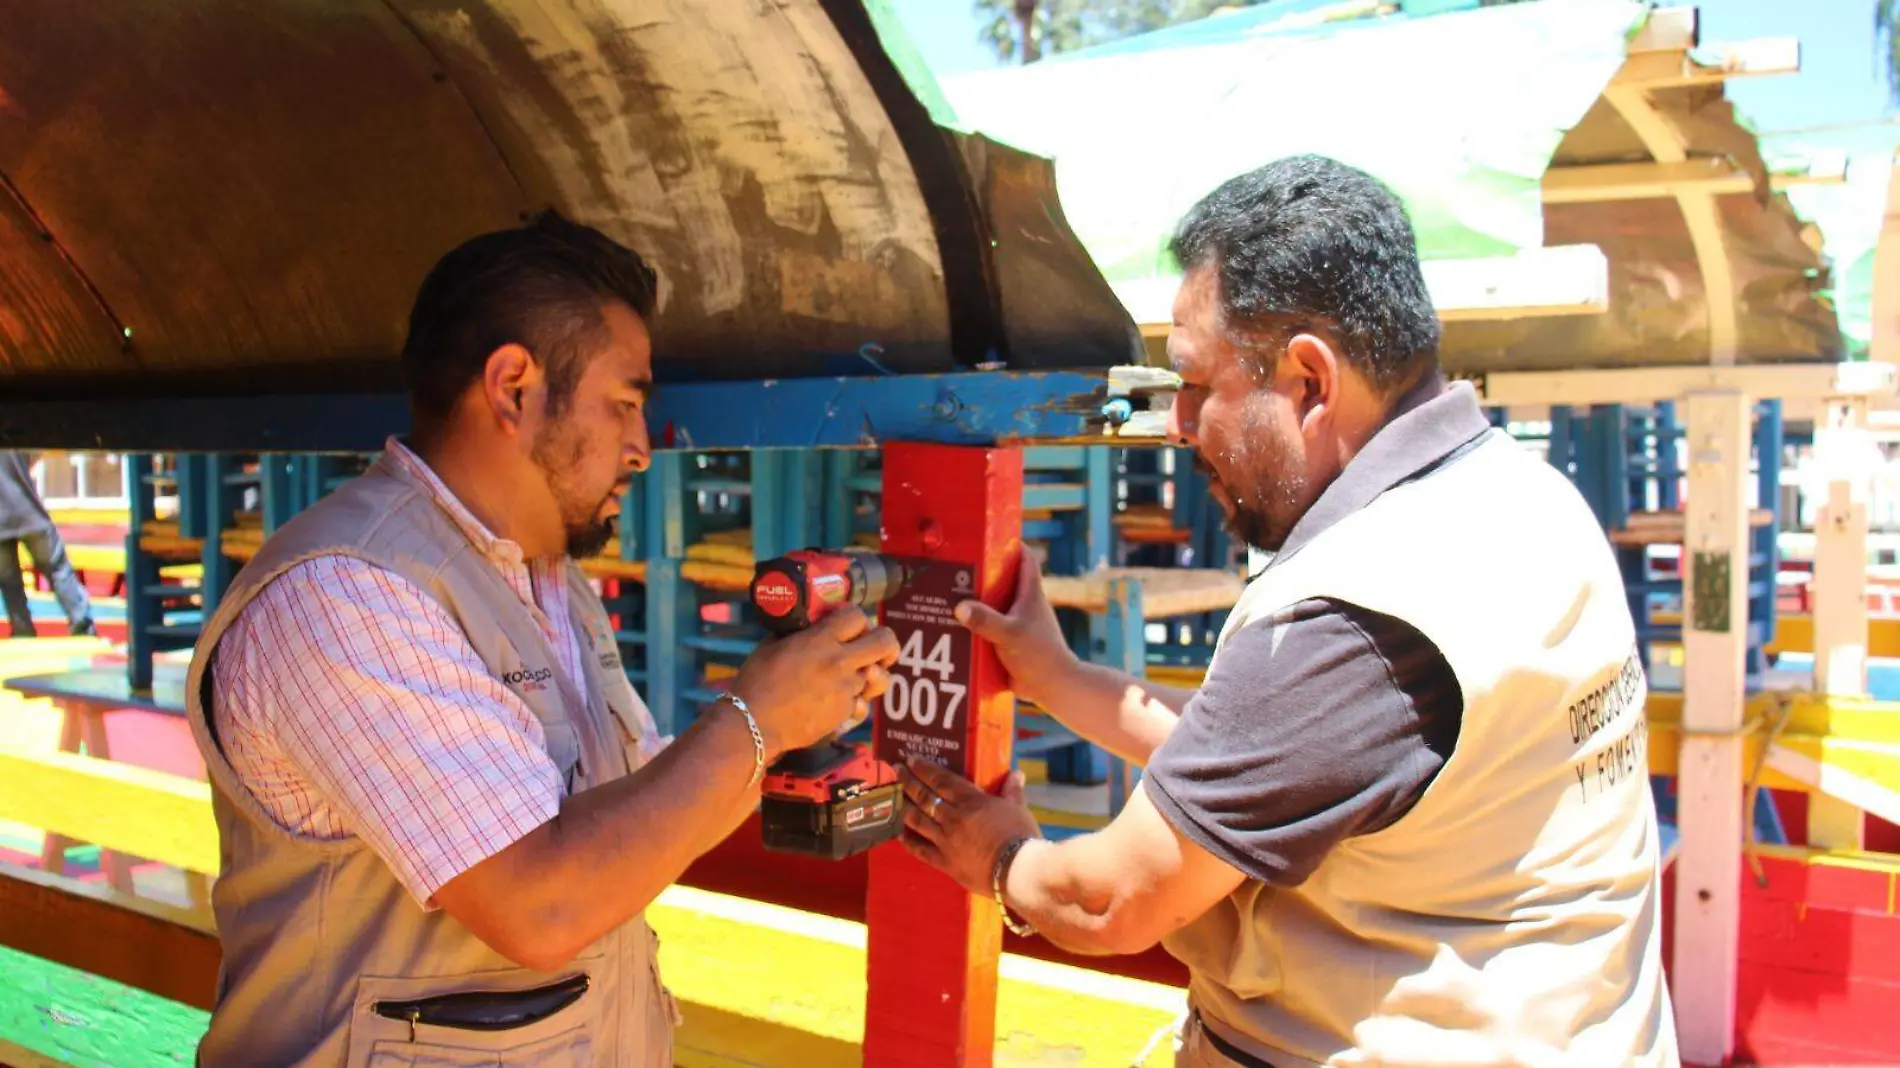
[1142,598,1462,887]
[213,556,566,908]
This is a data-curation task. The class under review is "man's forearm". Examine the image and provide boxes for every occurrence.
[1000,835,1156,957]
[439,705,761,969]
[1030,661,1193,767]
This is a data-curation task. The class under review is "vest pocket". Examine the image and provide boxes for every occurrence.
[348,972,597,1068]
[365,1029,590,1067]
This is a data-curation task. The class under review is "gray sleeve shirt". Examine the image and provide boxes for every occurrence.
[1143,597,1463,887]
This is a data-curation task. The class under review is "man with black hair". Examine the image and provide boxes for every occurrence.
[184,211,900,1066]
[901,157,1677,1067]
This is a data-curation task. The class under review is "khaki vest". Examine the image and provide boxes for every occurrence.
[1164,431,1678,1067]
[183,455,678,1067]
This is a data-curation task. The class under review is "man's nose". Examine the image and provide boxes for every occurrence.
[626,428,651,475]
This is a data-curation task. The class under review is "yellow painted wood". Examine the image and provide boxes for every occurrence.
[649,886,1184,1068]
[47,508,129,527]
[1777,737,1900,792]
[1761,614,1900,660]
[1646,691,1900,747]
[1644,691,1900,796]
[1749,842,1900,877]
[0,745,217,875]
[1144,665,1206,690]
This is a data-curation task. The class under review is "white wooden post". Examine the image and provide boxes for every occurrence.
[1675,389,1752,1066]
[1807,395,1872,847]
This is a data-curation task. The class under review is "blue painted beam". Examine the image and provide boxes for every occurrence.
[1022,483,1087,512]
[648,371,1124,450]
[0,370,1137,452]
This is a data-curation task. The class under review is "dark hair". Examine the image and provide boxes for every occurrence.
[400,209,659,424]
[1167,155,1439,391]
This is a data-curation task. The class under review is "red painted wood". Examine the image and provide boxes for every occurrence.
[1740,901,1900,983]
[1741,852,1896,912]
[1736,960,1900,1065]
[1868,814,1900,855]
[863,442,1023,1068]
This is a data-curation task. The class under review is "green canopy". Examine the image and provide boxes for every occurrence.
[935,0,1647,286]
[914,0,1850,372]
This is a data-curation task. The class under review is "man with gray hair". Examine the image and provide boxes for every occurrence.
[900,155,1678,1067]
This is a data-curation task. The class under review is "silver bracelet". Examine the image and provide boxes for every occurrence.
[992,836,1038,937]
[712,692,766,788]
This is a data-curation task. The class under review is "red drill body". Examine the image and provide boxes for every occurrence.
[747,549,915,859]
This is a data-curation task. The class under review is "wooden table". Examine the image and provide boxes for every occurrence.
[4,668,198,907]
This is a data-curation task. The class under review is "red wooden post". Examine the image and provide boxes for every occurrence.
[865,441,1024,1068]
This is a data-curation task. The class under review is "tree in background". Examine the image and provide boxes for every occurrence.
[1881,0,1900,104]
[973,0,1545,65]
[975,0,1264,64]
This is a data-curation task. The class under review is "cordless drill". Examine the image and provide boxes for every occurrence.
[748,549,916,859]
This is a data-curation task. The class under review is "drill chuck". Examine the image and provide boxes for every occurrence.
[846,552,913,608]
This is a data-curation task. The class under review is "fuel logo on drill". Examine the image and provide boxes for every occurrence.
[752,573,800,617]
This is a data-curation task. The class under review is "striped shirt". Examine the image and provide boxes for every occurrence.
[212,437,644,909]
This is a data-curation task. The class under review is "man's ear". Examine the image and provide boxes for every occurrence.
[1284,333,1340,434]
[481,343,542,438]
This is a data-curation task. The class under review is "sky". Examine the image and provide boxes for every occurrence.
[887,0,1897,134]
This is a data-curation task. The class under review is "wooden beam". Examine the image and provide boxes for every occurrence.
[1613,38,1799,90]
[1542,156,1846,204]
[1118,243,1611,333]
[0,863,218,1011]
[1674,389,1751,1067]
[1598,51,1746,365]
[1472,361,1900,408]
[0,744,218,875]
[865,443,1024,1068]
[1809,396,1875,849]
[1544,158,1751,203]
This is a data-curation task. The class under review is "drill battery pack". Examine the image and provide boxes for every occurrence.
[759,740,905,860]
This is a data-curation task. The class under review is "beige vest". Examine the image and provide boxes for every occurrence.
[1164,431,1678,1067]
[184,455,678,1067]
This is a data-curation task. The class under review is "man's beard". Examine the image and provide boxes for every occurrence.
[531,426,618,560]
[565,516,617,560]
[1199,447,1305,554]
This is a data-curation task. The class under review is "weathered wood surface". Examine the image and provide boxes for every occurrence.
[1043,567,1244,619]
[0,866,218,1013]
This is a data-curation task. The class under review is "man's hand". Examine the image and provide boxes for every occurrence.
[953,553,1079,710]
[899,759,1042,898]
[728,607,900,758]
[901,763,1245,958]
[957,553,1190,766]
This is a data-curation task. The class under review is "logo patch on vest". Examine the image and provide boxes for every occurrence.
[501,666,554,693]
[1568,648,1647,803]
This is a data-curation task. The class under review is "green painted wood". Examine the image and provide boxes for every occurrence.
[0,945,205,1068]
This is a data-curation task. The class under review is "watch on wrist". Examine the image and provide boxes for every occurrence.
[991,836,1038,938]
